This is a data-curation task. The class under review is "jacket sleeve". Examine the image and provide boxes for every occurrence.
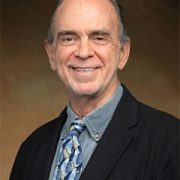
[9,143,26,180]
[156,126,179,180]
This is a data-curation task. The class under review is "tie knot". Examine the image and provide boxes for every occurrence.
[69,119,86,136]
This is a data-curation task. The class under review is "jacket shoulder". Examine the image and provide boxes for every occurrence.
[22,109,67,148]
[136,102,179,143]
[139,102,179,126]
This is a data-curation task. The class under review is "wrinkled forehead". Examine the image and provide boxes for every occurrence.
[56,0,116,14]
[53,0,119,32]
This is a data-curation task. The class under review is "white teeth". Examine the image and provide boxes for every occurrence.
[73,68,95,72]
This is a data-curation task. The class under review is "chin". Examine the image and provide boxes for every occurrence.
[70,86,100,97]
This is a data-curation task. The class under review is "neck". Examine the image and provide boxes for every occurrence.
[69,81,120,118]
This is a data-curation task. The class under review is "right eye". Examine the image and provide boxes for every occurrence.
[59,35,78,46]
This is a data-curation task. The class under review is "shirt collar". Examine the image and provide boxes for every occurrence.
[63,84,123,142]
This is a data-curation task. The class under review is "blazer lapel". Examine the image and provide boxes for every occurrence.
[80,87,138,180]
[41,108,67,179]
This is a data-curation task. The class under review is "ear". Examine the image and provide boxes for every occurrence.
[118,41,131,70]
[44,39,56,71]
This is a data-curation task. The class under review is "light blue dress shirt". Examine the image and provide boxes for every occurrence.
[49,84,123,179]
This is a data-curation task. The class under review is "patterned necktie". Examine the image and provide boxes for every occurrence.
[53,118,85,180]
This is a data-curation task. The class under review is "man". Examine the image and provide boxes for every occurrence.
[10,0,179,180]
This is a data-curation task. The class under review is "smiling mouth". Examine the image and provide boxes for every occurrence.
[70,66,99,72]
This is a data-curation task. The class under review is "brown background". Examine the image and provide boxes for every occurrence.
[1,0,179,179]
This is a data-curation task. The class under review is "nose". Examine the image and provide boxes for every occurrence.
[75,38,93,60]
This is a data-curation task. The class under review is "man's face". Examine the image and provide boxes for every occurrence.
[45,0,130,99]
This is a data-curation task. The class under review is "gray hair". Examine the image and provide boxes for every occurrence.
[47,0,130,44]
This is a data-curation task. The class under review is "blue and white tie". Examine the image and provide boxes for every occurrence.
[53,118,85,180]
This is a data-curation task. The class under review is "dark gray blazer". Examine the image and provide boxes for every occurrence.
[10,86,179,180]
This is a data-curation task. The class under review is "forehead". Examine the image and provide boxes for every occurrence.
[53,0,118,32]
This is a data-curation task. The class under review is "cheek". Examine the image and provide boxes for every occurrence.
[96,46,119,66]
[53,47,75,79]
[55,46,75,65]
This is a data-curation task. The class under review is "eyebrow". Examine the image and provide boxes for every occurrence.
[57,31,78,39]
[90,30,111,37]
[56,29,111,39]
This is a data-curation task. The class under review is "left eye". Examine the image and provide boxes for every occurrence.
[63,37,73,41]
[91,35,108,45]
[96,36,105,41]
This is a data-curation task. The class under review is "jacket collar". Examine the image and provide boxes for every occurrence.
[80,85,139,180]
